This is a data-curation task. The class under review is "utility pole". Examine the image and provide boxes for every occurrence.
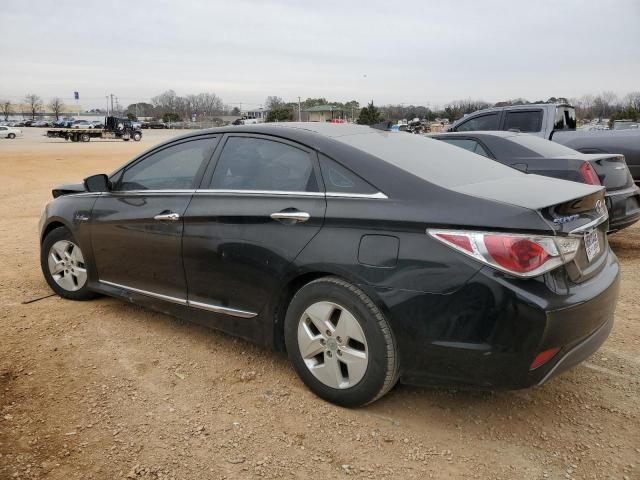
[298,96,302,122]
[110,94,114,114]
[105,95,110,116]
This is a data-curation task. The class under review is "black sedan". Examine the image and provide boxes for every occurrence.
[39,124,619,406]
[429,131,640,232]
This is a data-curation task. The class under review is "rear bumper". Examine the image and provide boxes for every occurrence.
[606,186,640,232]
[394,249,620,389]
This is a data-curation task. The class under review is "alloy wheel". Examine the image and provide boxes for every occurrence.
[47,240,87,291]
[297,301,368,389]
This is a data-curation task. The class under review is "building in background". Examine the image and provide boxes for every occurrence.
[305,104,344,122]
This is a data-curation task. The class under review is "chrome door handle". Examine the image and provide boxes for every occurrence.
[270,211,310,223]
[153,212,180,221]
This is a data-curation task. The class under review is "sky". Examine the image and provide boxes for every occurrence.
[1,0,639,110]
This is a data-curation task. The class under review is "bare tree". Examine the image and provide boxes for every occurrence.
[624,92,640,111]
[0,100,12,121]
[24,93,43,120]
[265,96,284,110]
[49,97,65,120]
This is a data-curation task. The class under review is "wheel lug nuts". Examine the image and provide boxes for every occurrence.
[326,330,332,336]
[320,339,326,345]
[326,351,332,358]
[336,336,342,343]
[337,350,342,356]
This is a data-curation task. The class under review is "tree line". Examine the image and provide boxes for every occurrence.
[2,90,639,127]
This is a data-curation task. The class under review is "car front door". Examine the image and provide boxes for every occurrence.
[182,134,326,335]
[90,135,219,300]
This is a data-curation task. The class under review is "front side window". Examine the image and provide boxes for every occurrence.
[503,111,542,132]
[210,137,318,192]
[118,138,214,191]
[456,113,499,132]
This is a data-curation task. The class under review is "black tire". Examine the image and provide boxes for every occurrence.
[132,132,142,141]
[80,133,90,142]
[284,276,399,407]
[8,133,15,139]
[71,135,79,142]
[40,227,97,301]
[123,137,130,142]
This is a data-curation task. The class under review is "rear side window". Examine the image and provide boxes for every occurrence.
[503,111,542,133]
[118,138,214,191]
[439,139,490,158]
[210,137,318,192]
[319,154,379,194]
[554,107,577,130]
[456,113,499,132]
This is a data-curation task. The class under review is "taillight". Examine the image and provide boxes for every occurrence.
[428,229,580,278]
[579,162,601,185]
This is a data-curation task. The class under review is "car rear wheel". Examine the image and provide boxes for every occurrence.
[8,133,15,139]
[41,227,97,301]
[284,277,399,407]
[132,132,142,141]
[81,133,90,142]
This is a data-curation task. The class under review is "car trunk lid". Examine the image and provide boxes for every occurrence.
[451,175,608,283]
[581,153,634,191]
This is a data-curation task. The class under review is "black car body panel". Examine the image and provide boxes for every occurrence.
[429,131,640,232]
[40,123,620,390]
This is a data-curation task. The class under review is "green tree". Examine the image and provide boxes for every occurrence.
[267,107,293,122]
[127,112,137,120]
[162,112,180,123]
[357,101,383,125]
[230,106,241,115]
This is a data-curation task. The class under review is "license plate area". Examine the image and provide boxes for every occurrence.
[584,229,600,262]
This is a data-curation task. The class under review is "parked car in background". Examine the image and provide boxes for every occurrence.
[70,120,95,129]
[12,120,26,127]
[0,126,22,139]
[429,131,640,232]
[90,120,105,129]
[32,120,52,127]
[143,121,168,129]
[448,104,640,184]
[613,120,639,130]
[39,123,619,406]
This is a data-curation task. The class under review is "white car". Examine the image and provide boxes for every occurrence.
[70,120,94,129]
[0,126,22,139]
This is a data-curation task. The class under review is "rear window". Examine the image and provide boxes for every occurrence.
[508,134,579,157]
[504,111,542,133]
[554,107,577,130]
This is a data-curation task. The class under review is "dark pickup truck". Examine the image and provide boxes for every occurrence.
[448,104,640,184]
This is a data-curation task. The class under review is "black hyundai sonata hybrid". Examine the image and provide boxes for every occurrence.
[40,123,620,406]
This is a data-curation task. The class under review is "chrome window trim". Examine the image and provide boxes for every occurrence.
[98,280,257,319]
[195,189,324,197]
[108,189,196,196]
[65,189,388,199]
[326,191,388,199]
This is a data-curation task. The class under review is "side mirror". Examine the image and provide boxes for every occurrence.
[84,173,111,192]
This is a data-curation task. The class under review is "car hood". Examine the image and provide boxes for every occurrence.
[450,174,603,210]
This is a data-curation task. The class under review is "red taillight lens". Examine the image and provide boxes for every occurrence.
[579,162,601,185]
[429,230,581,278]
[530,347,560,370]
[484,236,550,274]
[435,233,474,253]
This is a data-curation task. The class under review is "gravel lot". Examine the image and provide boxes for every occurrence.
[1,128,639,480]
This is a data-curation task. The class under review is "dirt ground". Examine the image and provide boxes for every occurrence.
[1,129,638,480]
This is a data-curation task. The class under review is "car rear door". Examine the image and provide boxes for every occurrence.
[182,134,326,330]
[90,135,219,300]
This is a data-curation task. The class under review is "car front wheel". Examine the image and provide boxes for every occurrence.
[8,133,15,139]
[40,227,97,300]
[285,277,399,407]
